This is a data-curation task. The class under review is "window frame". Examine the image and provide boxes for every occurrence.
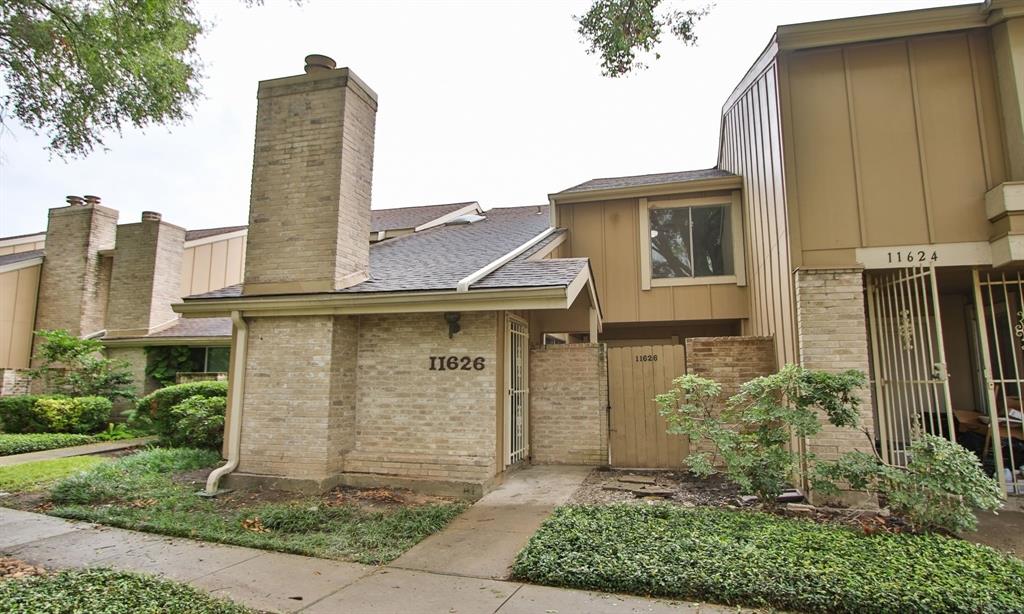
[639,192,746,290]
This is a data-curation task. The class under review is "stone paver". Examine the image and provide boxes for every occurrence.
[391,464,591,579]
[0,436,156,467]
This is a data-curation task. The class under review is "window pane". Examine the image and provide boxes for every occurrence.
[206,347,230,372]
[649,207,692,279]
[691,205,733,277]
[188,347,206,371]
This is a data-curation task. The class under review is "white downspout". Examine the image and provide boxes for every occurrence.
[202,310,247,495]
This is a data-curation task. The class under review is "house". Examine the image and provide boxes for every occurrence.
[4,0,1024,498]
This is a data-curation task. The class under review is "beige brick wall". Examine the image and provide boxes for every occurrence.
[0,369,31,397]
[35,204,118,339]
[244,68,376,292]
[237,312,499,487]
[238,315,343,479]
[107,347,150,396]
[529,343,608,465]
[347,312,498,483]
[106,216,185,336]
[796,268,876,461]
[685,336,777,461]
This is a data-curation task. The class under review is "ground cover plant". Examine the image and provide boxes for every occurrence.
[0,568,252,614]
[513,505,1024,614]
[23,447,464,564]
[0,433,99,456]
[0,456,107,493]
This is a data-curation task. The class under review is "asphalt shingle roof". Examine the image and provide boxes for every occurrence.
[145,317,233,338]
[0,250,44,267]
[370,202,479,232]
[184,226,248,242]
[559,168,736,194]
[188,204,578,300]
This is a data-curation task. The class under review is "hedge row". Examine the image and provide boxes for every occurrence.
[0,433,99,456]
[513,505,1024,614]
[0,395,111,434]
[129,381,227,449]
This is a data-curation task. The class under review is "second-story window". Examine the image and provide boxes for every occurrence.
[649,204,733,279]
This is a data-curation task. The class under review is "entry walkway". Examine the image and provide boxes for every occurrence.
[392,464,592,579]
[0,507,734,613]
[0,436,156,467]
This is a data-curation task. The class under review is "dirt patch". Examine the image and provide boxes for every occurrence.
[572,468,740,507]
[0,557,46,579]
[572,468,907,534]
[197,480,456,513]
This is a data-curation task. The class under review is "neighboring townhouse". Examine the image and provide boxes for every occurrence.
[5,1,1024,499]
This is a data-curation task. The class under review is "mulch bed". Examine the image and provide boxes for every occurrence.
[571,468,910,534]
[0,558,46,579]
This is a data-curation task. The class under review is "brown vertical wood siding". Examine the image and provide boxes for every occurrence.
[719,60,796,367]
[556,199,748,324]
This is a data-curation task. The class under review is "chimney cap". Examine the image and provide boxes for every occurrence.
[65,195,84,206]
[304,54,336,74]
[141,211,162,222]
[83,195,101,205]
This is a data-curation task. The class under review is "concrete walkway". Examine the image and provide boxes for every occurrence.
[0,436,156,467]
[0,507,734,613]
[392,464,592,579]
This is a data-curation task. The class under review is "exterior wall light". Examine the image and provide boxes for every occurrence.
[444,312,461,338]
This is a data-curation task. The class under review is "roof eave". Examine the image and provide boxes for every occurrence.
[173,285,582,318]
[103,336,232,348]
[549,175,742,204]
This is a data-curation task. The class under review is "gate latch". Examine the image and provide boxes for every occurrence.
[932,362,948,381]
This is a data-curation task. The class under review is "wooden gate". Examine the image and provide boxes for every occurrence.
[608,345,688,468]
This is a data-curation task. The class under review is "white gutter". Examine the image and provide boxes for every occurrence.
[203,310,247,495]
[456,228,556,293]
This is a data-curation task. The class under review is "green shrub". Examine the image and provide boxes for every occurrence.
[814,434,1003,533]
[513,505,1024,614]
[131,381,227,437]
[163,395,226,449]
[92,422,141,442]
[0,568,252,613]
[0,395,111,434]
[51,447,220,505]
[0,395,51,433]
[28,329,136,400]
[0,433,99,456]
[656,365,865,505]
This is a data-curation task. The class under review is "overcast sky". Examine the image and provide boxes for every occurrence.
[0,0,970,237]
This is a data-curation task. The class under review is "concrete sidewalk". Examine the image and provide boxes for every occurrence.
[392,464,592,579]
[0,507,735,613]
[0,436,156,467]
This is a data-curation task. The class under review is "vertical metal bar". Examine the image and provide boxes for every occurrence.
[974,270,1007,493]
[925,265,957,441]
[884,271,911,462]
[906,267,937,437]
[998,274,1019,486]
[895,268,926,440]
[867,275,891,464]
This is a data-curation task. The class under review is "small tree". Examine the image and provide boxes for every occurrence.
[656,364,865,505]
[29,329,136,400]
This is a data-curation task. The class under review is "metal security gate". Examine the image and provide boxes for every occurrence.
[607,345,687,468]
[867,266,955,466]
[973,270,1024,495]
[504,314,529,467]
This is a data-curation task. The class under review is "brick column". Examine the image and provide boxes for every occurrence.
[795,268,876,462]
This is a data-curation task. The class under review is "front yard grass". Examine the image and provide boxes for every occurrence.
[21,447,464,564]
[0,456,107,492]
[513,504,1024,614]
[0,568,252,613]
[0,433,99,456]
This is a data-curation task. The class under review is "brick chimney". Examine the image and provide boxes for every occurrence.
[242,54,378,295]
[105,211,186,338]
[34,195,119,338]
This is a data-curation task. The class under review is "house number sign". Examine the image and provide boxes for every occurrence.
[429,356,486,371]
[855,241,991,270]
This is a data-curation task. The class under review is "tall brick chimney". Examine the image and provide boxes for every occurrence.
[242,55,378,295]
[105,211,186,338]
[35,195,119,338]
